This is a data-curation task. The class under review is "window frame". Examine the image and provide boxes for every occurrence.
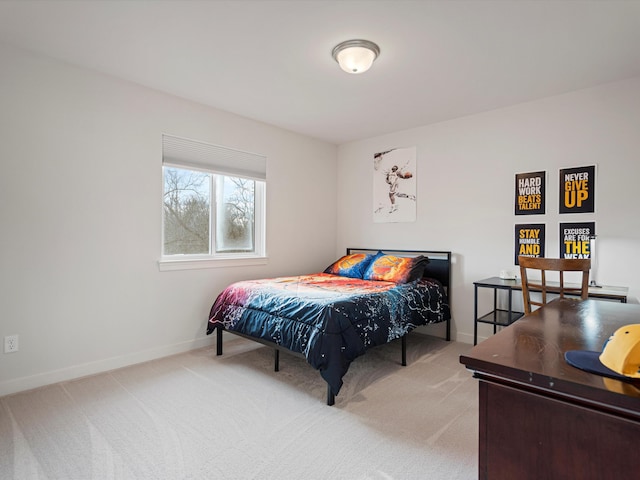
[158,138,267,271]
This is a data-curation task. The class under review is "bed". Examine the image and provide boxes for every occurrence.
[207,248,452,405]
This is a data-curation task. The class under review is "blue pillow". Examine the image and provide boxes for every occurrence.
[324,252,382,279]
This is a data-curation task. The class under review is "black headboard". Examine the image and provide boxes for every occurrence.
[345,248,452,291]
[346,248,453,342]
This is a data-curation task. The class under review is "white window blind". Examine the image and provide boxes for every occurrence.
[162,134,266,181]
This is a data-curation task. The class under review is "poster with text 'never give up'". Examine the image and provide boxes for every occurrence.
[560,165,595,214]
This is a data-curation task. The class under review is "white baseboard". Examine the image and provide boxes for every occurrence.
[454,332,477,344]
[415,322,476,345]
[0,336,214,397]
[1,329,479,398]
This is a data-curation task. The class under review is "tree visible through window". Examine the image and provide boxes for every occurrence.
[163,166,257,256]
[216,176,255,253]
[163,167,210,255]
[160,134,266,265]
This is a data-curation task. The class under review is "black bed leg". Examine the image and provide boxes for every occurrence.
[327,386,335,406]
[446,316,451,341]
[401,334,407,366]
[216,327,223,356]
[274,349,280,372]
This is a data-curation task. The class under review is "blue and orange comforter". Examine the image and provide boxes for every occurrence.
[207,273,450,396]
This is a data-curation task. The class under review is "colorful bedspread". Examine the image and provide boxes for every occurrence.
[207,273,450,396]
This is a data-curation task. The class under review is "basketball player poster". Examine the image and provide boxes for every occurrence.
[373,147,417,223]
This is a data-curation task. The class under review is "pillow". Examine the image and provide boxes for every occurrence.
[363,254,429,284]
[324,252,380,279]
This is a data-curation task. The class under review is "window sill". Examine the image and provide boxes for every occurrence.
[158,255,268,271]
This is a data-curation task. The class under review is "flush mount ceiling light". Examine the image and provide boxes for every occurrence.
[332,39,380,74]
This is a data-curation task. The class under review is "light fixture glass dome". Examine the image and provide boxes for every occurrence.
[332,39,380,74]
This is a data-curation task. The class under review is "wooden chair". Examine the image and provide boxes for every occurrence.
[518,256,591,314]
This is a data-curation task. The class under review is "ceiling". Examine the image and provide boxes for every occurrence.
[1,1,640,145]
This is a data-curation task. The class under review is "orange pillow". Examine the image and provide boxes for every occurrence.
[363,255,429,284]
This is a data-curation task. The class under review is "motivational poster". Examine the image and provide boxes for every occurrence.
[515,171,545,215]
[515,224,545,265]
[560,222,595,259]
[559,165,595,214]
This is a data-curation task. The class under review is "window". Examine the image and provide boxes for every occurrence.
[160,135,266,270]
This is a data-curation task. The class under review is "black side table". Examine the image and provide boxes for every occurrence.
[473,276,629,345]
[473,277,524,345]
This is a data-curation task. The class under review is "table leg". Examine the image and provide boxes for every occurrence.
[474,284,479,345]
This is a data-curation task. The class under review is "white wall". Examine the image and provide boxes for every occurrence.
[3,41,639,395]
[336,77,640,344]
[0,43,338,395]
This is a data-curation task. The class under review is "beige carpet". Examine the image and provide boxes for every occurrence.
[0,334,478,479]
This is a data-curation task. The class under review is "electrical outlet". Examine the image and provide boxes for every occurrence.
[4,335,18,353]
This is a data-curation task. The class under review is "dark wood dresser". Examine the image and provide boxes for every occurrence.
[460,298,640,479]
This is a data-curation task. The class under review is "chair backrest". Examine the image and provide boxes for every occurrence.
[518,256,591,314]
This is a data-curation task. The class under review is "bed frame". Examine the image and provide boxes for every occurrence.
[214,248,452,405]
[346,248,452,340]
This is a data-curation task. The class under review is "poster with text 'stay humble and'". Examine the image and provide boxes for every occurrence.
[515,224,545,265]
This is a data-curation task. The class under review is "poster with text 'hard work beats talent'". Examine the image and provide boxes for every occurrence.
[515,171,545,215]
